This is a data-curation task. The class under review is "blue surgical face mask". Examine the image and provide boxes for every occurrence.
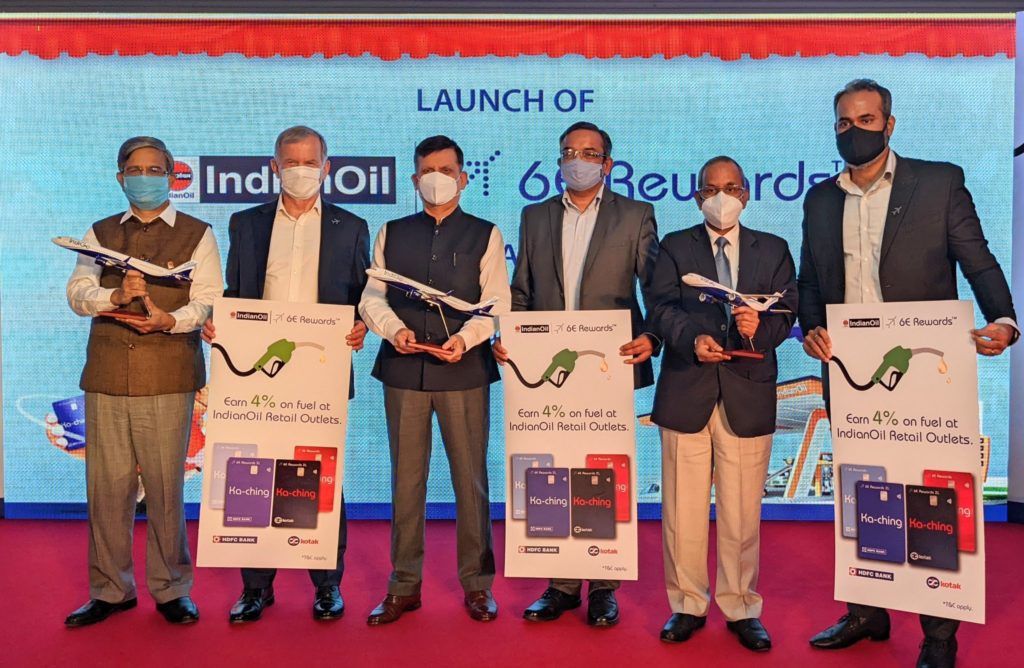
[121,175,170,210]
[560,159,605,192]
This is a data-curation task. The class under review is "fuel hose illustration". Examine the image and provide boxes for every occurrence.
[831,345,947,391]
[505,348,608,388]
[212,338,326,378]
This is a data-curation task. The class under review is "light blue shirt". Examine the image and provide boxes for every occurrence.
[561,185,603,311]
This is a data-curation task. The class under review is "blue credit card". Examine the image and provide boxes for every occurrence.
[839,464,887,538]
[526,468,570,537]
[51,395,87,451]
[856,481,906,564]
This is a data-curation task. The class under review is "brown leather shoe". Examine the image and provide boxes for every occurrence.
[464,590,498,622]
[366,594,421,625]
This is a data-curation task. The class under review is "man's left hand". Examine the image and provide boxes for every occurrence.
[127,296,176,334]
[972,322,1014,357]
[732,306,760,340]
[431,334,466,364]
[346,321,368,351]
[620,334,654,365]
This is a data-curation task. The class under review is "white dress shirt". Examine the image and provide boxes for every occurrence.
[66,203,223,334]
[837,149,897,304]
[359,217,511,351]
[706,221,741,288]
[561,186,603,311]
[262,197,322,303]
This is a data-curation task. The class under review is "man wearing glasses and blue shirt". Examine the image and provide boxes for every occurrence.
[64,136,222,627]
[496,121,660,628]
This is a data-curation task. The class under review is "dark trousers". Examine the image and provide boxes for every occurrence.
[550,579,620,596]
[849,602,959,641]
[240,494,347,589]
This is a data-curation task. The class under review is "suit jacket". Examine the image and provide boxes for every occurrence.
[649,224,797,437]
[510,189,659,388]
[798,155,1016,333]
[224,199,371,398]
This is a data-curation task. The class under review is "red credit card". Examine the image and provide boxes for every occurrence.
[585,454,631,522]
[294,446,339,513]
[922,470,977,553]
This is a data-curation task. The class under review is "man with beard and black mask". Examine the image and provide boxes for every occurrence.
[649,156,796,653]
[360,135,510,625]
[495,120,660,628]
[800,79,1017,668]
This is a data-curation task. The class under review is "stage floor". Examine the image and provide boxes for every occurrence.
[3,519,1021,667]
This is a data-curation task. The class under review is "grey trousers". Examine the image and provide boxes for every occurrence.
[383,385,495,596]
[85,392,195,604]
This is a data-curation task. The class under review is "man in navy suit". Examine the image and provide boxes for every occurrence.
[800,79,1017,668]
[203,125,370,623]
[649,156,796,652]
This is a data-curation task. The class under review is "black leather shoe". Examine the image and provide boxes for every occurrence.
[64,598,137,627]
[660,613,706,643]
[727,618,772,651]
[809,611,891,649]
[229,588,275,623]
[522,587,581,622]
[917,637,957,668]
[313,585,345,620]
[156,596,199,624]
[587,589,619,627]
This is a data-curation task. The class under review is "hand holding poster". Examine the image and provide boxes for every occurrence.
[827,300,984,623]
[502,310,637,580]
[198,297,353,569]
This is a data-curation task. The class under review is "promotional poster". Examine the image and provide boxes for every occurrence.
[501,310,637,580]
[197,297,353,569]
[828,301,984,623]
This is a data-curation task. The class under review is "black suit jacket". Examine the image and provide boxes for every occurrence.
[649,224,797,437]
[798,155,1015,333]
[509,189,660,388]
[224,199,371,398]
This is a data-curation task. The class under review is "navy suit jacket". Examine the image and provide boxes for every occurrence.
[649,224,797,437]
[224,199,371,398]
[798,155,1016,333]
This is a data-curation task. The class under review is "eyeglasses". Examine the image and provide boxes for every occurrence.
[698,185,746,198]
[559,148,607,163]
[122,166,169,177]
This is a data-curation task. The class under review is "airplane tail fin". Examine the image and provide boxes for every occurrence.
[170,261,198,282]
[472,296,500,315]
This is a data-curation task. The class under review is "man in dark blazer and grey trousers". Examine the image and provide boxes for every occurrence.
[203,126,370,624]
[650,156,796,653]
[800,80,1017,668]
[495,121,660,627]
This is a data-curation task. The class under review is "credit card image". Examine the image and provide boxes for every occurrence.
[210,443,259,510]
[223,457,274,528]
[525,468,570,537]
[570,468,616,540]
[271,459,320,530]
[511,454,555,520]
[839,464,887,538]
[585,454,631,522]
[906,485,959,571]
[855,481,906,564]
[294,446,339,513]
[922,470,976,553]
[51,395,87,451]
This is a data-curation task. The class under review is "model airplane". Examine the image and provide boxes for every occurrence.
[682,273,790,313]
[366,267,499,317]
[53,236,196,282]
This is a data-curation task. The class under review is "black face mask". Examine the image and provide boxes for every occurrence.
[836,124,888,167]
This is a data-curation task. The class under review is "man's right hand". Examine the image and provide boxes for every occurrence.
[492,337,509,365]
[802,326,832,361]
[394,328,419,354]
[111,269,148,306]
[695,334,731,364]
[202,318,215,344]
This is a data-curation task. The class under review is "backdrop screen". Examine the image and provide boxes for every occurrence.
[0,16,1014,518]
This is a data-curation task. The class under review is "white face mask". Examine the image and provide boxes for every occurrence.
[700,192,744,230]
[417,171,461,206]
[280,165,324,200]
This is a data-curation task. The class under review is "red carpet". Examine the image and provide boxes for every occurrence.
[3,519,1022,667]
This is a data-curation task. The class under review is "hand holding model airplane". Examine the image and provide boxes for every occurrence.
[366,266,500,357]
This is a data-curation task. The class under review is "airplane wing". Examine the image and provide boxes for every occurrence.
[367,267,454,302]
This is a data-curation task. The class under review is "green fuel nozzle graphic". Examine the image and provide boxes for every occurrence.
[832,345,946,392]
[507,348,608,389]
[212,338,326,378]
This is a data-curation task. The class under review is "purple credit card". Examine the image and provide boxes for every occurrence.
[223,458,274,528]
[525,468,570,537]
[51,395,87,451]
[210,443,259,510]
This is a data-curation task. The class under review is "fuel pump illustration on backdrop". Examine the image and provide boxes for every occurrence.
[831,346,948,391]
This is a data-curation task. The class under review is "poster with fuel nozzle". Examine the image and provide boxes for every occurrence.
[827,301,984,623]
[501,310,637,579]
[197,297,353,568]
